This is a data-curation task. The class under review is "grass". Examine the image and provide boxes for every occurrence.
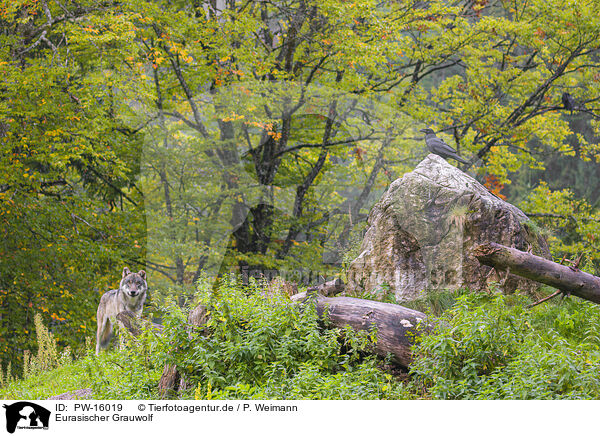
[1,352,105,400]
[0,346,170,400]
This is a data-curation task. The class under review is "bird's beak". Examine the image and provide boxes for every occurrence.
[419,128,427,133]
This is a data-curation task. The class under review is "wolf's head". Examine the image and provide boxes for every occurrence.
[120,267,147,298]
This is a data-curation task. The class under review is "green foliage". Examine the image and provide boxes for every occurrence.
[0,0,146,370]
[402,290,462,317]
[86,329,166,400]
[1,314,79,397]
[0,315,167,399]
[0,362,14,391]
[158,276,408,399]
[409,292,600,399]
[6,282,600,401]
[521,182,600,274]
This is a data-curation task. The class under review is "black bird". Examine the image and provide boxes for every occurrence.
[562,92,576,114]
[420,128,468,164]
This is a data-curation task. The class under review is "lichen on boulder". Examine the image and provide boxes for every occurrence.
[346,154,550,302]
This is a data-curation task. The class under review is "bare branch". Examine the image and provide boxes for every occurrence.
[271,134,380,160]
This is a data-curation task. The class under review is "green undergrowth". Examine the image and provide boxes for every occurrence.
[3,279,600,400]
[0,276,411,400]
[157,276,410,400]
[409,291,600,399]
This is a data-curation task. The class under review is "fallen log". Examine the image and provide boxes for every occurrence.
[307,294,430,367]
[158,364,182,398]
[474,242,600,305]
[308,278,345,297]
[290,278,345,302]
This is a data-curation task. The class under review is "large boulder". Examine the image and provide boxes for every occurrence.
[346,154,550,302]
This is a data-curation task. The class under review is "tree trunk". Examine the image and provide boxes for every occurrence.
[158,304,209,398]
[474,242,600,304]
[157,364,181,398]
[307,294,430,367]
[116,311,163,336]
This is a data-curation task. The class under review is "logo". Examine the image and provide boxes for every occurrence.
[2,402,50,434]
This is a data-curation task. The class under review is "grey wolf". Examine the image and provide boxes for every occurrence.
[96,267,147,354]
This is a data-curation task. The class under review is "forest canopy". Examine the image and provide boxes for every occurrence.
[1,0,600,372]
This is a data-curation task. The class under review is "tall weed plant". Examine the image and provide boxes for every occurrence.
[23,314,71,379]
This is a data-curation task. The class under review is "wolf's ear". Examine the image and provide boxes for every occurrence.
[138,270,146,280]
[122,267,131,278]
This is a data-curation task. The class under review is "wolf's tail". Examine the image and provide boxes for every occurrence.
[96,321,113,354]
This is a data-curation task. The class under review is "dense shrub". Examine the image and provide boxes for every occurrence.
[409,292,600,399]
[157,276,409,399]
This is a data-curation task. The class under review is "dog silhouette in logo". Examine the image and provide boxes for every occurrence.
[3,402,50,434]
